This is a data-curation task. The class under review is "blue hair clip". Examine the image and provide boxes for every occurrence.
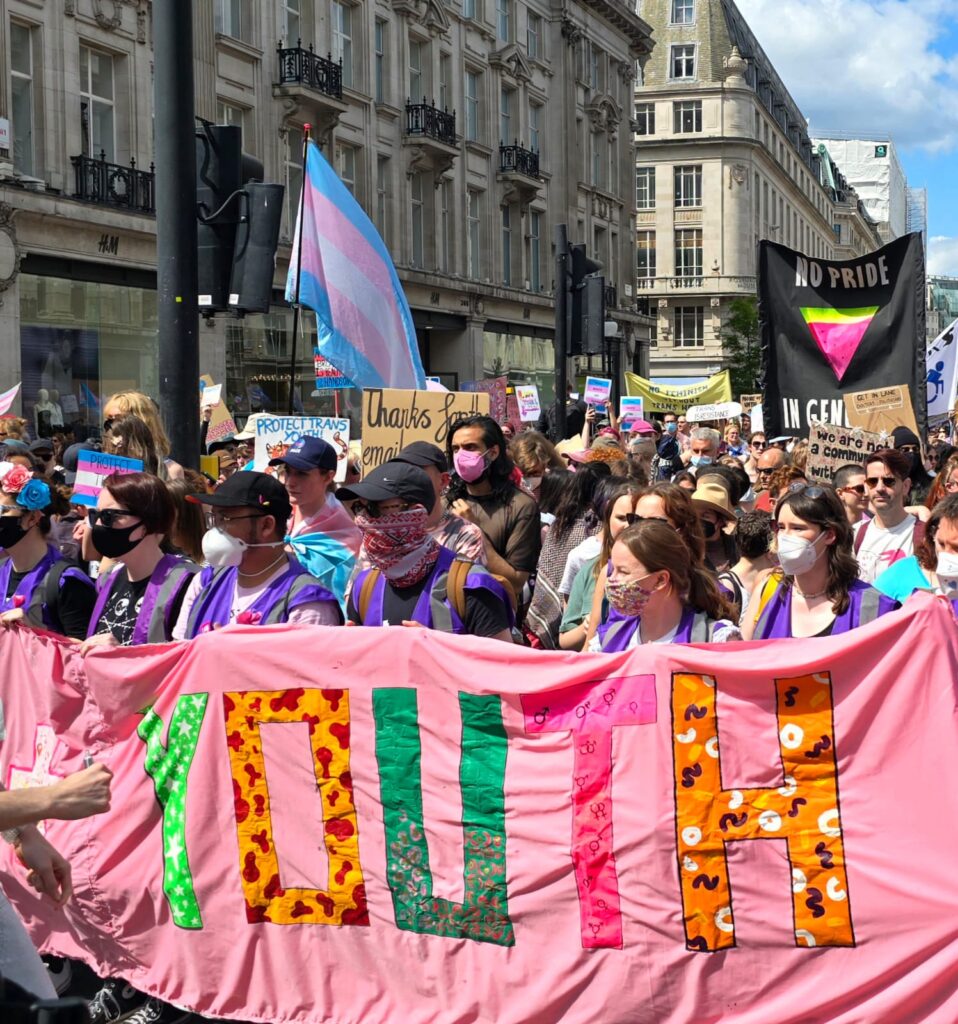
[16,479,51,512]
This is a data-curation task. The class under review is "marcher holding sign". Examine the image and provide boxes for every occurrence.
[253,415,350,481]
[686,401,743,424]
[583,377,612,406]
[70,450,145,507]
[515,385,542,423]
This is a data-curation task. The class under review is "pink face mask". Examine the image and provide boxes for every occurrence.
[454,448,488,483]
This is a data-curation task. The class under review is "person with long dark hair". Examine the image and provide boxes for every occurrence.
[446,415,540,601]
[742,484,898,640]
[874,494,958,603]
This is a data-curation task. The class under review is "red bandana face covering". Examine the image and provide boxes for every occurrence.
[354,505,441,587]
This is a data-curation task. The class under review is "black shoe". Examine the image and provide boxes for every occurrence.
[87,979,147,1024]
[123,999,198,1024]
[42,955,72,995]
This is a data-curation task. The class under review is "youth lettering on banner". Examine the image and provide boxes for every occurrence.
[758,234,926,439]
[253,415,350,481]
[3,597,958,1023]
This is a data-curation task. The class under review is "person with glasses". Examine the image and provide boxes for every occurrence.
[591,520,740,651]
[853,449,924,584]
[172,472,342,639]
[753,446,788,511]
[742,484,897,640]
[0,463,95,638]
[78,473,198,651]
[833,464,870,527]
[341,462,514,640]
[873,494,958,604]
[891,425,933,505]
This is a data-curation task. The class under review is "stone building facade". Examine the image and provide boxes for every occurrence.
[0,0,652,434]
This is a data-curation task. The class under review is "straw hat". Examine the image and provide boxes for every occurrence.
[690,480,736,521]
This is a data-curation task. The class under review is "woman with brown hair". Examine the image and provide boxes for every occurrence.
[924,453,958,511]
[874,493,958,603]
[102,390,183,479]
[167,473,208,564]
[591,519,740,650]
[510,430,565,497]
[742,484,898,640]
[105,414,161,476]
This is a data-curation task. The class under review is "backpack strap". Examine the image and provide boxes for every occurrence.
[688,611,710,644]
[857,585,882,626]
[446,558,471,621]
[357,568,381,624]
[41,560,74,629]
[853,520,869,555]
[752,573,784,637]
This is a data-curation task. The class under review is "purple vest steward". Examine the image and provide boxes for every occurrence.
[184,560,339,638]
[353,545,515,633]
[87,554,198,645]
[597,605,725,652]
[753,578,898,639]
[0,545,92,631]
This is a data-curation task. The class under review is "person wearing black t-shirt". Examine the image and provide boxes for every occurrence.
[0,465,94,639]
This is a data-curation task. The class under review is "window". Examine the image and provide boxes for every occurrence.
[528,102,541,153]
[411,171,424,268]
[636,231,656,285]
[674,306,704,347]
[528,211,541,291]
[501,206,512,285]
[670,44,695,80]
[216,100,245,128]
[589,43,600,90]
[336,143,356,196]
[215,0,247,39]
[331,1,352,89]
[496,0,510,42]
[673,100,702,133]
[674,229,702,281]
[670,0,694,23]
[608,135,617,194]
[283,0,301,43]
[439,54,451,112]
[79,45,115,163]
[500,87,514,144]
[591,132,605,189]
[465,71,480,142]
[635,103,655,135]
[674,165,702,208]
[10,22,35,177]
[636,167,655,210]
[284,127,304,238]
[463,0,477,19]
[527,12,541,59]
[376,155,389,243]
[440,179,451,273]
[409,38,423,103]
[467,190,481,278]
[374,20,386,104]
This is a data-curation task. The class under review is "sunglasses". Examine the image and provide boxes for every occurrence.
[103,418,116,432]
[624,513,671,526]
[758,467,776,476]
[865,475,898,489]
[88,508,137,528]
[786,483,826,499]
[751,442,767,450]
[840,484,867,496]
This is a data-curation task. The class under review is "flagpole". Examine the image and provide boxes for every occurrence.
[287,124,311,414]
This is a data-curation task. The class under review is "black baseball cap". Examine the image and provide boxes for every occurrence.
[337,462,435,508]
[393,440,448,472]
[268,435,338,473]
[29,439,54,455]
[187,470,291,521]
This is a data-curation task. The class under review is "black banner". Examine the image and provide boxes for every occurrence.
[758,234,926,438]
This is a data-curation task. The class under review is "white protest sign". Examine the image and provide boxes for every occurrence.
[200,384,222,408]
[619,396,645,423]
[515,385,541,422]
[584,377,612,406]
[687,401,743,423]
[253,415,351,482]
[749,404,764,434]
[926,318,958,421]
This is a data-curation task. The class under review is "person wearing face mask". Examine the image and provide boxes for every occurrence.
[872,494,958,604]
[690,481,739,573]
[891,425,933,505]
[590,520,740,651]
[742,484,897,640]
[172,472,342,639]
[0,463,95,638]
[342,462,514,639]
[682,427,721,472]
[78,473,198,651]
[652,413,681,480]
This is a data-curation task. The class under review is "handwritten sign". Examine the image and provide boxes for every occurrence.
[515,385,541,423]
[253,416,350,481]
[462,377,508,424]
[361,388,489,472]
[584,377,612,406]
[806,422,886,484]
[312,351,353,391]
[739,393,762,413]
[71,450,144,506]
[687,401,743,423]
[843,384,918,438]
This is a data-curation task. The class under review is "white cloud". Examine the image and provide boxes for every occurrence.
[929,235,958,276]
[735,0,958,153]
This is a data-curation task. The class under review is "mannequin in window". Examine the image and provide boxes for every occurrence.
[34,389,56,437]
[47,389,65,428]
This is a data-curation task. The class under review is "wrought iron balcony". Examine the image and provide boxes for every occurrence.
[71,152,155,214]
[276,42,343,99]
[405,101,456,147]
[499,142,540,179]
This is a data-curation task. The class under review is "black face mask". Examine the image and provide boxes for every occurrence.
[91,522,144,559]
[0,515,29,551]
[701,519,718,540]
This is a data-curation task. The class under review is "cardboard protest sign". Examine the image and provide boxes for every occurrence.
[199,455,220,480]
[70,450,144,506]
[806,421,887,483]
[739,393,762,413]
[687,401,743,423]
[624,370,731,414]
[3,598,958,1023]
[583,376,612,406]
[843,384,919,438]
[360,387,489,472]
[200,374,238,446]
[253,415,350,481]
[515,385,541,422]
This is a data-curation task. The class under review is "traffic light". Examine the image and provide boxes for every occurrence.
[195,122,284,315]
[568,243,603,356]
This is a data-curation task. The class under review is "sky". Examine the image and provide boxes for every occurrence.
[736,0,958,277]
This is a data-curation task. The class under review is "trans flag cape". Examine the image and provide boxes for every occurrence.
[285,497,362,609]
[2,595,958,1023]
[285,140,426,392]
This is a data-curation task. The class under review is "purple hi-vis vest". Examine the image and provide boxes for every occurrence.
[353,545,515,634]
[597,605,727,652]
[87,554,199,645]
[0,545,92,633]
[753,578,898,639]
[183,561,339,638]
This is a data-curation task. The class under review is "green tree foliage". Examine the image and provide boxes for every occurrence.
[720,297,762,398]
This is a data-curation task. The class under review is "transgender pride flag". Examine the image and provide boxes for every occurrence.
[285,140,426,391]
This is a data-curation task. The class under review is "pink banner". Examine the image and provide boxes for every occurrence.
[2,596,958,1023]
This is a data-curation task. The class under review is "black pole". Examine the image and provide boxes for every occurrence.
[554,223,568,441]
[287,125,311,414]
[155,0,198,469]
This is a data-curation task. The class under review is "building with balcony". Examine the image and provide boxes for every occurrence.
[0,0,652,435]
[633,0,860,380]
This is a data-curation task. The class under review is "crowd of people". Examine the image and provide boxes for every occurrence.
[1,387,957,1023]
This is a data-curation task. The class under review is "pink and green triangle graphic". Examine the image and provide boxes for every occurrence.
[800,306,879,383]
